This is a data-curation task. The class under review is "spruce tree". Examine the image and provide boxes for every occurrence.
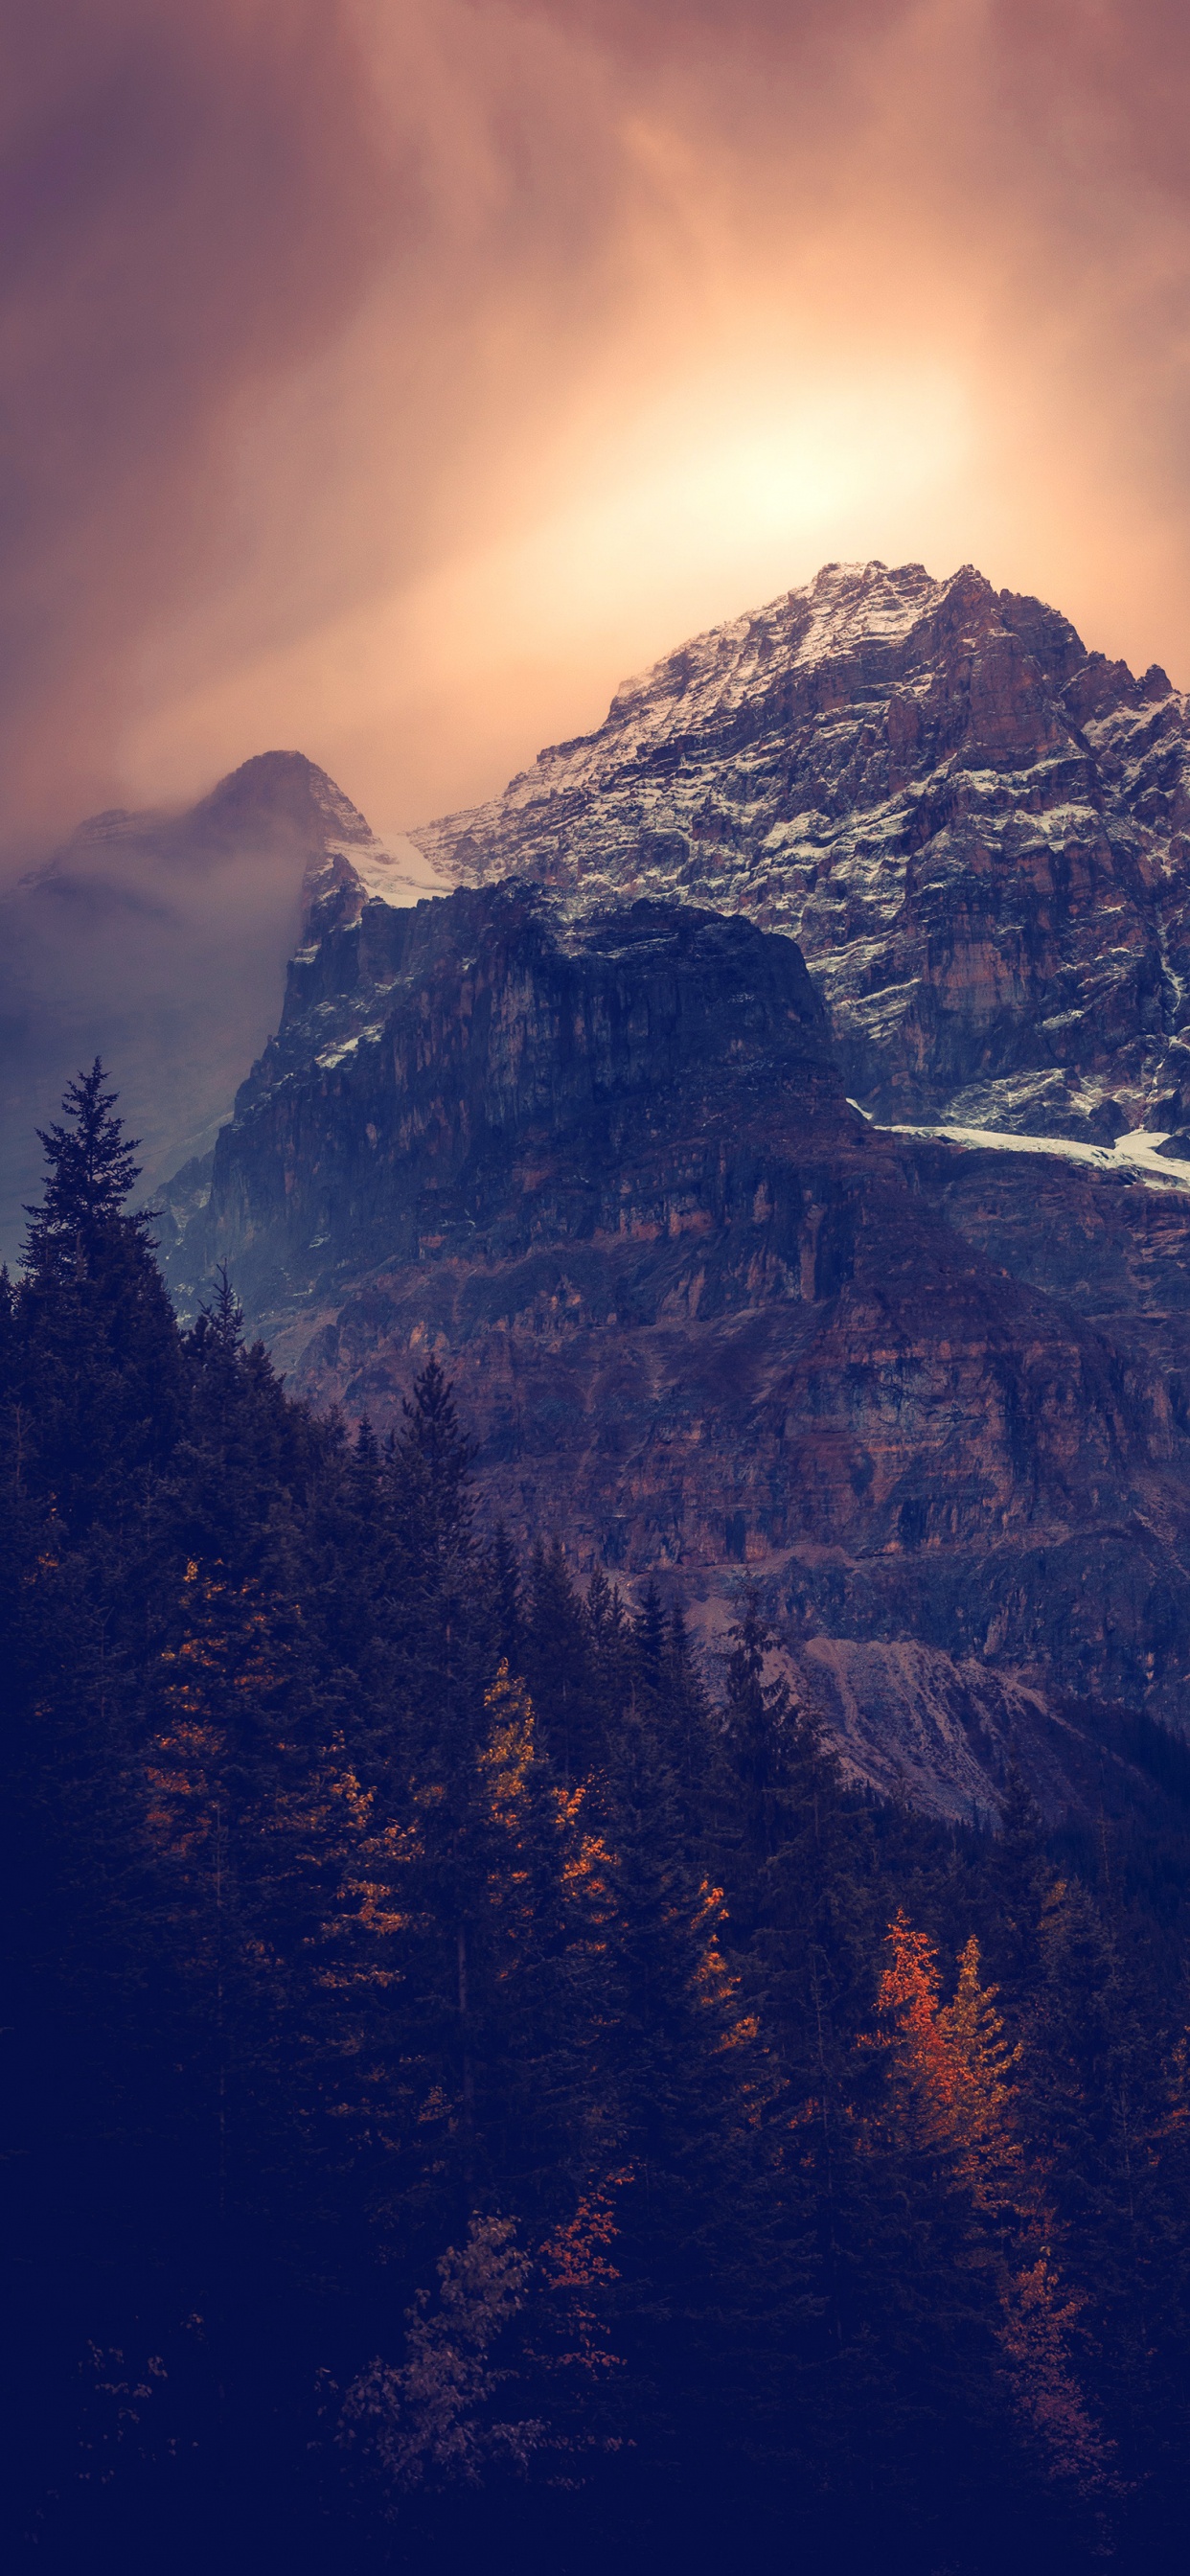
[522,1538,600,1780]
[16,1060,182,1537]
[485,1521,522,1673]
[592,1687,805,2538]
[24,1059,147,1260]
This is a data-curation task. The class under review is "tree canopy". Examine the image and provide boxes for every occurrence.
[4,1071,1190,2574]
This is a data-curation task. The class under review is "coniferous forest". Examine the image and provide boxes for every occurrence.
[7,1070,1190,2575]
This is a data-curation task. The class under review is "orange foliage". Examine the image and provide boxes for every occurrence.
[876,1917,1024,2214]
[874,1910,1114,2493]
[688,1878,761,2058]
[538,2172,630,2377]
[146,1559,282,1858]
[478,1662,535,1825]
[997,2257,1110,2494]
[557,1792,617,1946]
[475,1662,538,1960]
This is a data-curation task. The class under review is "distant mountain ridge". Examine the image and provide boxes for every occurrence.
[407,559,1190,1141]
[0,750,425,1263]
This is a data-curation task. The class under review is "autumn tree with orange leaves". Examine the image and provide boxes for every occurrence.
[872,1914,1111,2495]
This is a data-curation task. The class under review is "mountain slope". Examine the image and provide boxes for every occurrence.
[163,877,1190,1821]
[410,559,1190,1140]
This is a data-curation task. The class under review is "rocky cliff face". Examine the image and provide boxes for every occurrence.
[0,749,426,1264]
[164,876,1190,1825]
[410,560,1190,1142]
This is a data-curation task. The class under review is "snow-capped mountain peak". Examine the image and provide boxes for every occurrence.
[382,558,1190,1140]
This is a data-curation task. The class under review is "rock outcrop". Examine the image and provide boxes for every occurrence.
[164,877,1190,1823]
[0,750,427,1264]
[410,560,1190,1141]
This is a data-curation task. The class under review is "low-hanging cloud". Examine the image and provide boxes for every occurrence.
[6,0,1190,853]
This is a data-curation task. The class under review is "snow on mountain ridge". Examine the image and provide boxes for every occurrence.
[606,560,947,729]
[374,557,1190,1141]
[504,561,951,793]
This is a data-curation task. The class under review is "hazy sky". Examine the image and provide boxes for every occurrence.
[7,0,1190,849]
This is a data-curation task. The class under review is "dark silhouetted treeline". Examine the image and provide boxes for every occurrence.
[4,1069,1190,2574]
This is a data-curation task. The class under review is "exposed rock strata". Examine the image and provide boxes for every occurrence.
[409,560,1190,1140]
[165,882,1190,1821]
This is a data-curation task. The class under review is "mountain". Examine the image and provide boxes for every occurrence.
[0,750,426,1263]
[410,559,1190,1142]
[15,555,1176,1819]
[162,871,1190,1823]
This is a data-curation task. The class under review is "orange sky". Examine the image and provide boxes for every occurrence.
[6,0,1190,850]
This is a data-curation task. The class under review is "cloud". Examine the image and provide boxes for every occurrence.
[5,1,1190,848]
[0,0,402,829]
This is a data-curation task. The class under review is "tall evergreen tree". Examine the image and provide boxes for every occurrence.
[522,1538,601,1780]
[16,1059,182,1536]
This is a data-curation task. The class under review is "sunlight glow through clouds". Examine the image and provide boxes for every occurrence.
[125,360,972,830]
[410,362,973,672]
[12,0,1190,842]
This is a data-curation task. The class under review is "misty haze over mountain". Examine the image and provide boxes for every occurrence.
[0,752,435,1266]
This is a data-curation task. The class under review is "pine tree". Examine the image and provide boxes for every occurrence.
[589,1688,804,2534]
[1,1074,199,2548]
[631,1577,667,1714]
[24,1059,148,1264]
[1018,1874,1190,2523]
[15,1061,182,1538]
[485,1522,522,1673]
[388,1355,474,1587]
[522,1539,600,1780]
[661,1601,713,1825]
[980,1759,1053,2012]
[585,1565,631,1737]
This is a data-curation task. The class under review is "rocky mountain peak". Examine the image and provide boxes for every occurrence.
[400,557,1189,1142]
[185,748,364,840]
[602,558,953,733]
